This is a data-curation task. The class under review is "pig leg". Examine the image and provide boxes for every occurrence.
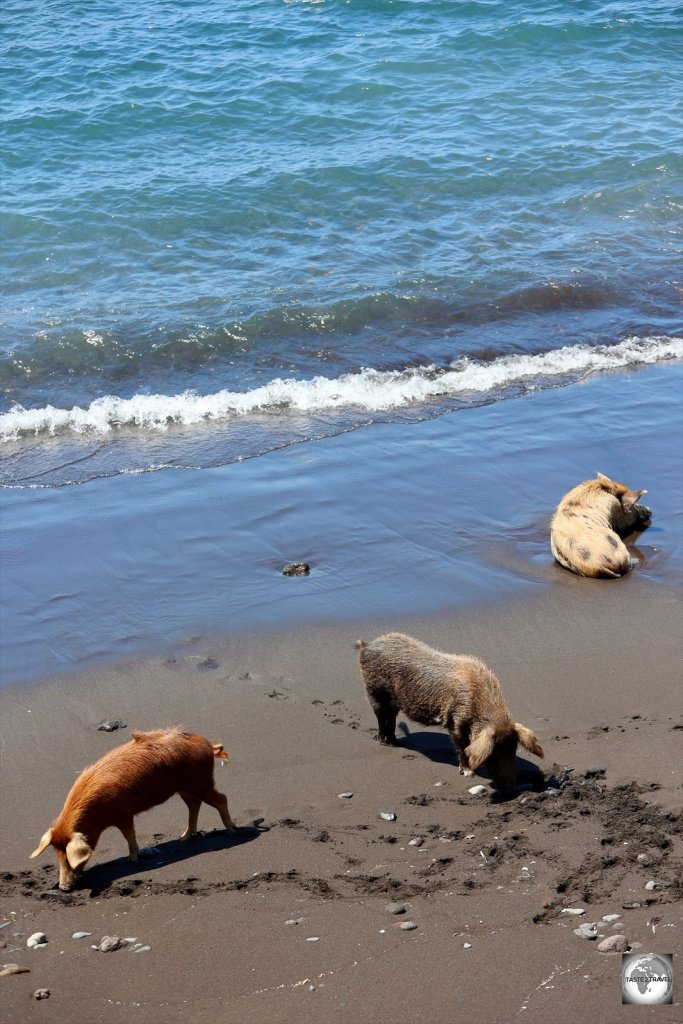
[448,724,473,775]
[201,787,237,834]
[119,818,140,861]
[372,699,399,744]
[179,794,202,839]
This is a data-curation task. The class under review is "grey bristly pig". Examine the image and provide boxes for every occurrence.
[357,633,543,793]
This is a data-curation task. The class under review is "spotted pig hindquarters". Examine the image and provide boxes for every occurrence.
[550,472,652,578]
[30,727,236,891]
[356,633,543,793]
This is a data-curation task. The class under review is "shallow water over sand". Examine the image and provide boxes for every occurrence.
[1,363,681,685]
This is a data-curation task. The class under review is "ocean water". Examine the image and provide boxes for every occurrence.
[1,0,681,487]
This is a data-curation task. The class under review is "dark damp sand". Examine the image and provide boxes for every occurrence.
[0,581,681,1024]
[1,363,682,1022]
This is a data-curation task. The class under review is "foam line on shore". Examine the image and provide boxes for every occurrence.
[1,335,681,441]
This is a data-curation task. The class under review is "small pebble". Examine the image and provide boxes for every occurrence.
[622,902,641,909]
[468,785,487,796]
[285,918,304,926]
[399,921,417,931]
[26,933,47,949]
[433,781,446,787]
[612,923,626,931]
[561,908,585,916]
[132,945,151,953]
[408,837,423,847]
[33,989,50,1000]
[338,792,353,799]
[385,902,406,915]
[306,936,320,942]
[602,914,621,922]
[95,936,123,953]
[597,934,629,953]
[637,853,650,865]
[573,923,598,940]
[644,880,657,891]
[96,719,127,732]
[0,964,30,977]
[380,811,397,822]
[463,942,472,949]
[71,931,92,940]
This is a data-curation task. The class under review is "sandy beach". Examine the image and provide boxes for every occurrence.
[1,364,682,1022]
[1,583,681,1023]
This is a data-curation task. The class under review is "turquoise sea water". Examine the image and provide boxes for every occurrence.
[1,0,682,485]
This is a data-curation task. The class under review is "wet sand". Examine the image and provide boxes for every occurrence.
[1,581,682,1023]
[1,364,682,1021]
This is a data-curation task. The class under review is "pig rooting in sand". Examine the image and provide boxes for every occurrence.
[357,633,543,793]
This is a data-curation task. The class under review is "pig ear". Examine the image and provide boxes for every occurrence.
[515,724,544,759]
[465,725,495,770]
[65,833,93,871]
[30,829,53,859]
[621,489,646,510]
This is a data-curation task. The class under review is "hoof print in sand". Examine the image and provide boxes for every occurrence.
[311,696,362,731]
[197,657,219,671]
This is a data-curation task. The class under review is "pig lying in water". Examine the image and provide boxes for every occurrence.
[550,472,651,578]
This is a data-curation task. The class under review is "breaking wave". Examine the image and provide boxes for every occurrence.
[1,335,681,443]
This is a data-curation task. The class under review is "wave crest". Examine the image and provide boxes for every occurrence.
[1,335,681,442]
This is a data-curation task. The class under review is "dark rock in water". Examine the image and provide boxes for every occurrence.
[282,562,310,577]
[97,720,127,732]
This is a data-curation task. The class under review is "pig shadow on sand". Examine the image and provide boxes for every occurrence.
[40,823,267,900]
[395,724,545,794]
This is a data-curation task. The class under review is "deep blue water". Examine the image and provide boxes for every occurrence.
[1,0,681,484]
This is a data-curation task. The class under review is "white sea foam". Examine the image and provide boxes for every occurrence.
[1,336,681,442]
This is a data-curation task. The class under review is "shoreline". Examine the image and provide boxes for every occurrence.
[2,360,682,688]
